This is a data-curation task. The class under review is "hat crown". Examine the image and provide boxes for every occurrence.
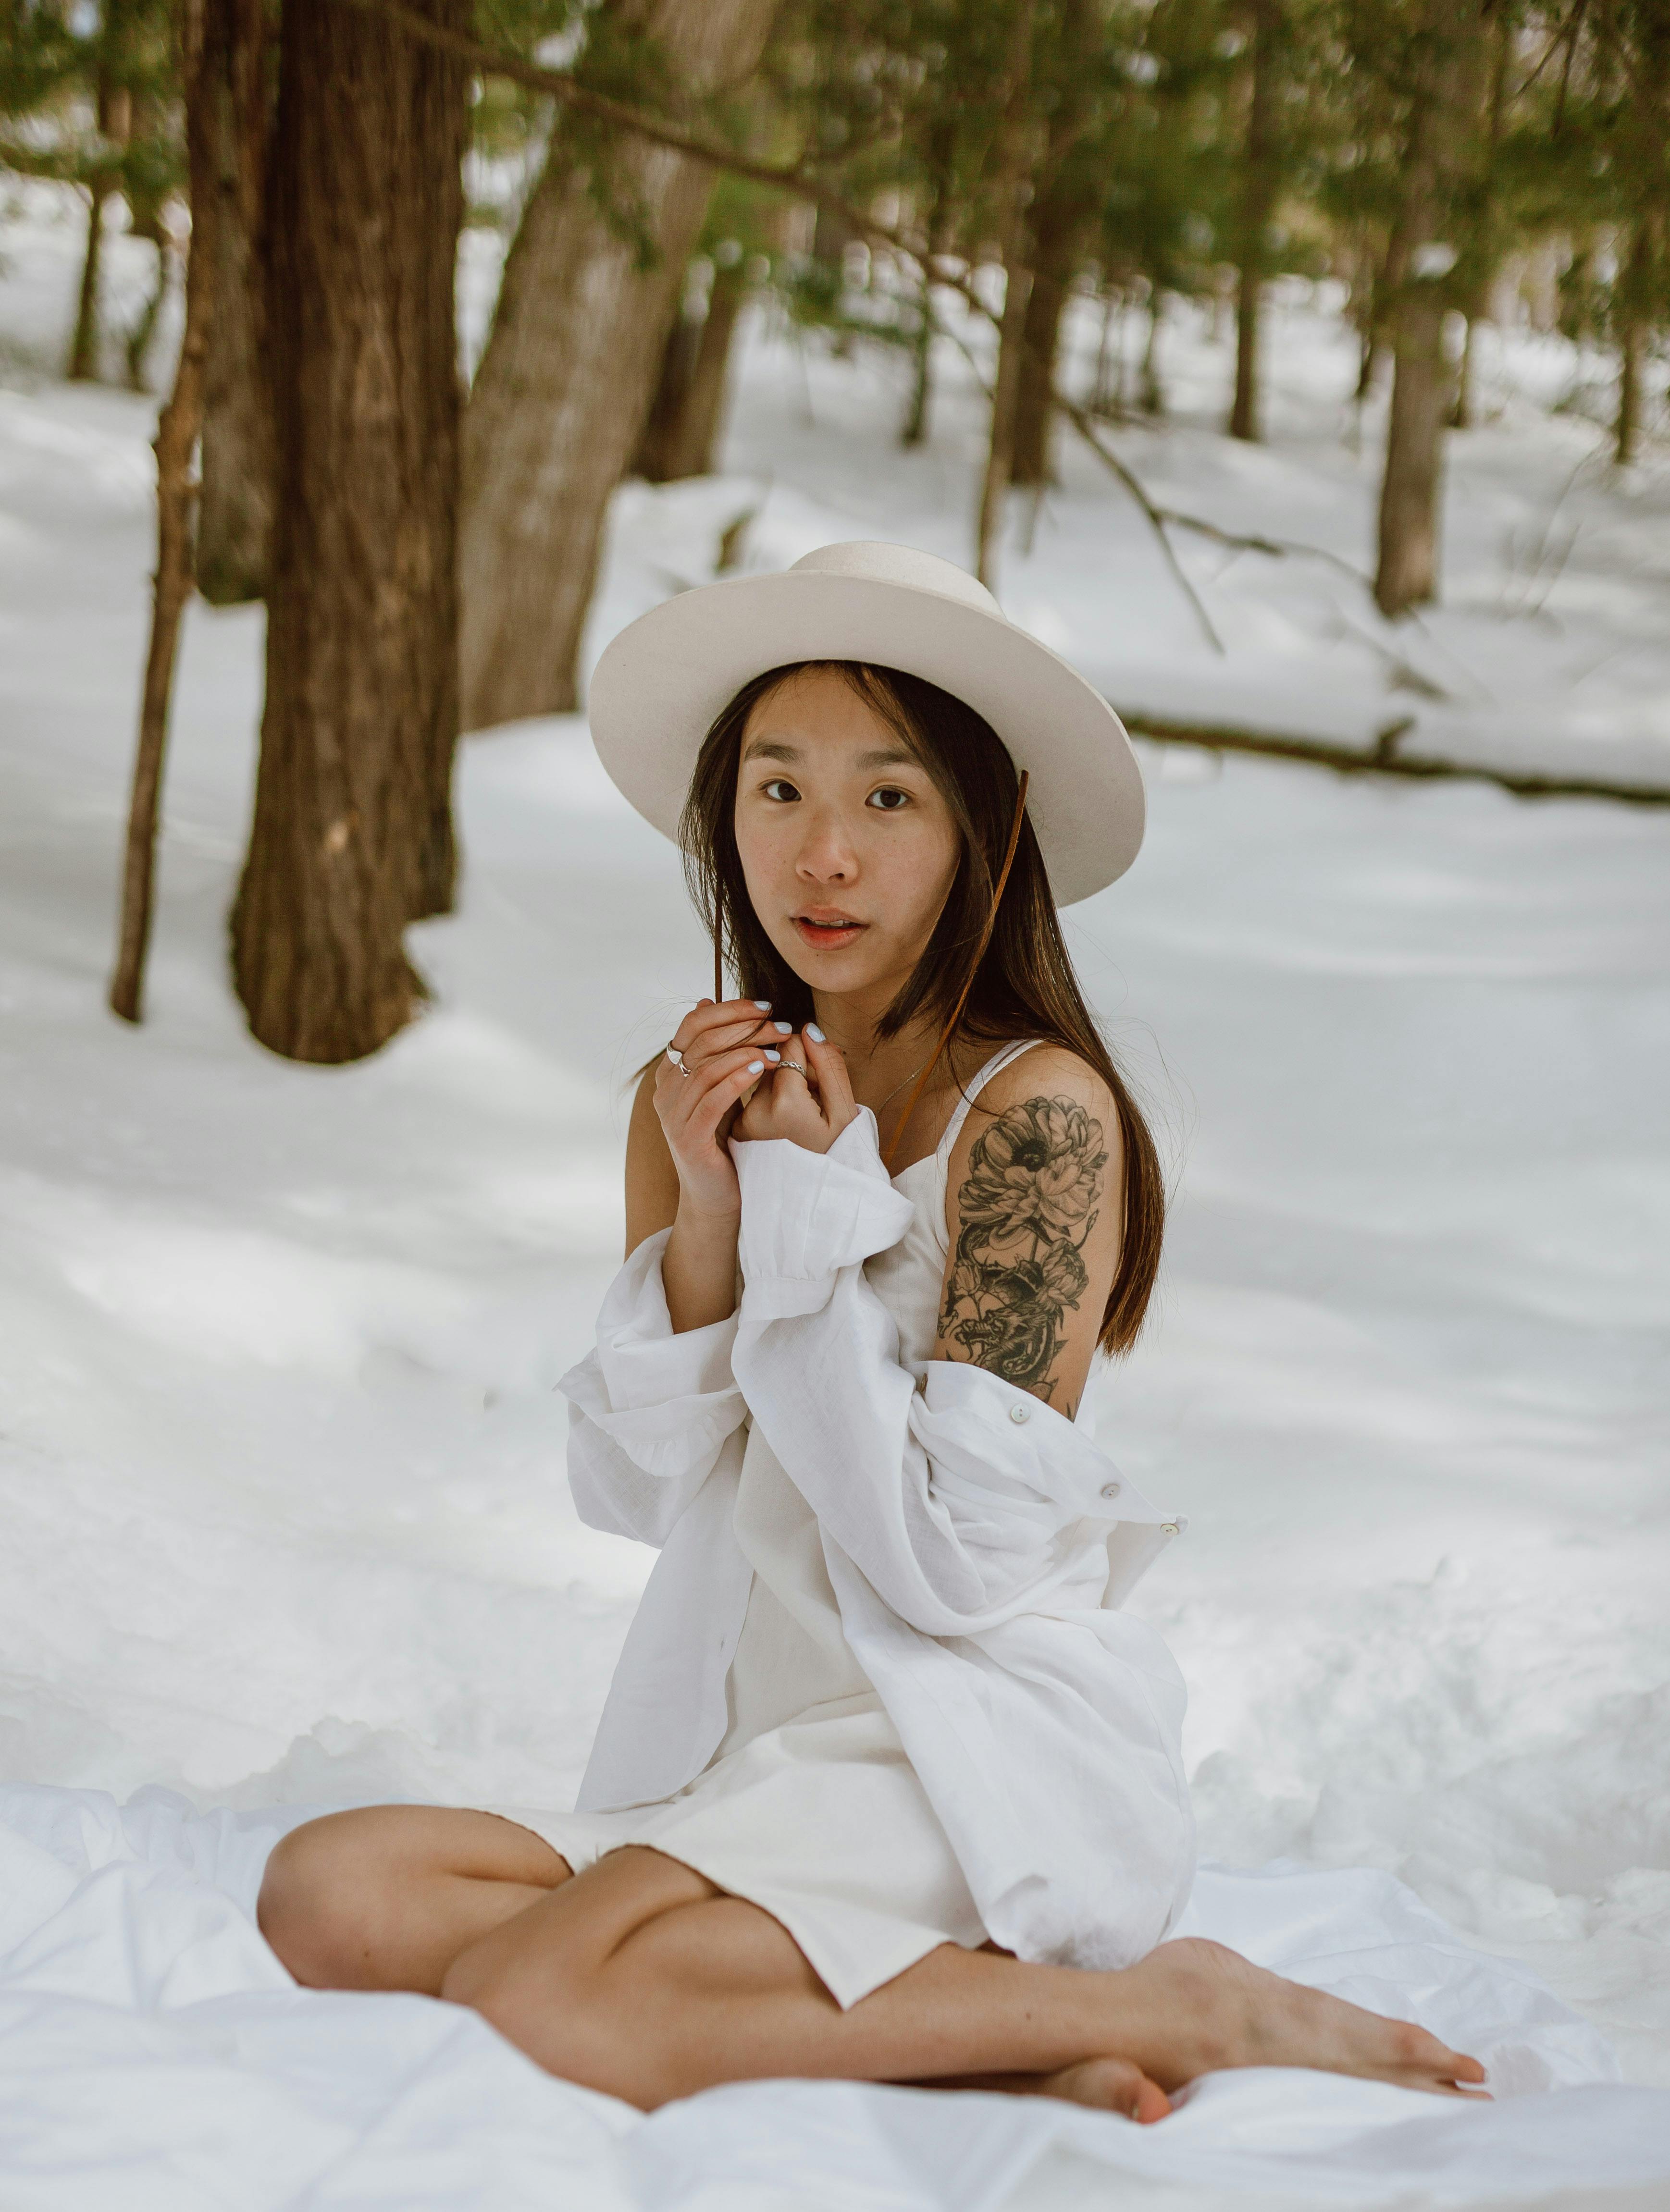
[788,540,1002,618]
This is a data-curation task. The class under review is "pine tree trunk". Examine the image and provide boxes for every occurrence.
[1011,0,1093,486]
[1616,314,1643,466]
[974,0,1039,590]
[458,0,780,733]
[1448,311,1477,429]
[670,263,744,475]
[1229,0,1280,442]
[1614,218,1653,465]
[902,278,934,448]
[1375,285,1447,613]
[196,0,276,606]
[976,253,1035,590]
[1139,290,1167,414]
[1010,201,1081,487]
[901,120,956,450]
[67,183,110,380]
[122,213,173,393]
[1374,2,1483,617]
[634,294,704,482]
[229,0,468,1064]
[110,0,217,1025]
[635,261,745,482]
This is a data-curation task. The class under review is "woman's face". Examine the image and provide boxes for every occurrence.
[733,668,961,1008]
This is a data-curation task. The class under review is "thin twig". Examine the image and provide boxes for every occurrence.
[1055,399,1229,653]
[928,302,1226,652]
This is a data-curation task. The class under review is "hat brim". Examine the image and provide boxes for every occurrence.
[587,570,1144,907]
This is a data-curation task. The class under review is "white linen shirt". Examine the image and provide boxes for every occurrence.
[558,1108,1196,1971]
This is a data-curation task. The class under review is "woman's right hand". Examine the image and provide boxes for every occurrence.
[655,996,788,1219]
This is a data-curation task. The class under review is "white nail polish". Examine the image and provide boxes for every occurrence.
[754,999,772,1010]
[748,1060,764,1074]
[806,1023,825,1043]
[773,1021,793,1034]
[764,1049,781,1062]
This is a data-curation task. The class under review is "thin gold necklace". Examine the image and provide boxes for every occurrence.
[873,1055,934,1127]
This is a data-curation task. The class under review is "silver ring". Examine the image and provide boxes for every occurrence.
[777,1059,809,1080]
[664,1045,692,1078]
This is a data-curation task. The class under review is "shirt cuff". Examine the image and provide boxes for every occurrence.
[733,1108,915,1316]
[557,1232,746,1477]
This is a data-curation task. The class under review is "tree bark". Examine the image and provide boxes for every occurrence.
[1229,0,1280,442]
[229,0,468,1063]
[901,118,957,449]
[1138,290,1166,415]
[1011,0,1094,486]
[67,182,110,381]
[1374,3,1483,618]
[635,258,745,481]
[976,253,1035,590]
[1447,12,1508,432]
[634,289,703,482]
[671,262,744,474]
[974,0,1039,590]
[1010,195,1082,486]
[196,0,276,605]
[110,0,216,1025]
[1614,218,1654,464]
[458,0,781,732]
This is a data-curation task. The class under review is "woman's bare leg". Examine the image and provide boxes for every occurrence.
[438,1845,1487,2112]
[259,1818,1484,2114]
[258,1806,572,1994]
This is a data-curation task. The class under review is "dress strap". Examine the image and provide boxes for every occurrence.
[935,1040,1041,1164]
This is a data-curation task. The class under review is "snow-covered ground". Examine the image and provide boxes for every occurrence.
[1,182,1668,2187]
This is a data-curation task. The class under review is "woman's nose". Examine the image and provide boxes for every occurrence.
[794,809,857,883]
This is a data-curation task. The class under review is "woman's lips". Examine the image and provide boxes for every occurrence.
[792,915,866,950]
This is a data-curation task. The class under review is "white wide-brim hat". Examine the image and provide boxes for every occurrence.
[587,541,1144,906]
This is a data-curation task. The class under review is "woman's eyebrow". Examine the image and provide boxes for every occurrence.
[739,738,918,771]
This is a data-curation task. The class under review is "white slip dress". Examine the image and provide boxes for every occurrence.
[493,1042,1042,2008]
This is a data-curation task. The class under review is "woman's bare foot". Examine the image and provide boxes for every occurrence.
[1111,1938,1489,2099]
[922,2058,1171,2122]
[1032,2057,1172,2121]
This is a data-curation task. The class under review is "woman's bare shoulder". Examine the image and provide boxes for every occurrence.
[951,1043,1121,1174]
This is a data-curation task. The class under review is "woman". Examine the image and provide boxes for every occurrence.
[259,543,1484,2119]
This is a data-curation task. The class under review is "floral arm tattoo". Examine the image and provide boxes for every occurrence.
[938,1094,1108,1405]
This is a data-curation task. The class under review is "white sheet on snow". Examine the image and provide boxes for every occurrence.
[3,1778,1667,2212]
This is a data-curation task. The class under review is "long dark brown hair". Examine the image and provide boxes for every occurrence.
[677,659,1165,1354]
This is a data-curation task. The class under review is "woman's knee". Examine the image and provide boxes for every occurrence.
[258,1815,353,1985]
[257,1807,434,1989]
[258,1814,418,1991]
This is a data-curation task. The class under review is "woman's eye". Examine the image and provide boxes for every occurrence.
[762,779,800,803]
[867,787,910,812]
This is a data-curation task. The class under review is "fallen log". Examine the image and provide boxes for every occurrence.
[1119,713,1670,810]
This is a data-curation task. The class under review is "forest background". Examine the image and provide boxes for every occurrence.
[2,0,1667,1067]
[2,0,1670,2171]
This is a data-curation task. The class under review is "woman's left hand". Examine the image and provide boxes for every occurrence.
[734,1029,858,1155]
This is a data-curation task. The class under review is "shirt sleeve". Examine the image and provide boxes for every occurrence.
[558,1229,748,1548]
[730,1111,1174,1633]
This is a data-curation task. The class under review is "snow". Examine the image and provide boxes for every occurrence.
[2,186,1669,2204]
